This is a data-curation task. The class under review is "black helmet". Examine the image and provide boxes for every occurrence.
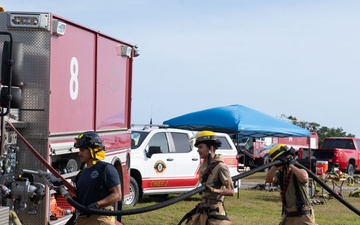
[74,131,104,149]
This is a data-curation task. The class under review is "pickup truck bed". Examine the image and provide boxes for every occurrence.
[296,148,336,173]
[297,137,360,177]
[297,146,358,177]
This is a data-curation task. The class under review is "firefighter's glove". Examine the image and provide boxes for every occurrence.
[286,157,296,166]
[43,172,63,187]
[278,157,288,166]
[54,185,66,194]
[87,202,99,210]
[205,185,215,193]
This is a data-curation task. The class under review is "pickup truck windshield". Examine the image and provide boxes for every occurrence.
[322,139,356,149]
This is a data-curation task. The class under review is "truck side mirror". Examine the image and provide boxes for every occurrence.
[146,146,162,158]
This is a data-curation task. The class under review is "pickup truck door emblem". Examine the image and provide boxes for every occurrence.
[154,160,167,173]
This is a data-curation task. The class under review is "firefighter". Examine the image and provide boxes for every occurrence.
[265,144,317,225]
[72,131,121,225]
[179,131,234,225]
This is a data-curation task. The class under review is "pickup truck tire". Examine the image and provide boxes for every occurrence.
[123,177,139,206]
[347,164,355,177]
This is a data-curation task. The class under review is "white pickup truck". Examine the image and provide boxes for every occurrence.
[124,125,239,206]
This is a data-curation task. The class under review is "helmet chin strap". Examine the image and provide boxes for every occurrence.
[207,149,211,170]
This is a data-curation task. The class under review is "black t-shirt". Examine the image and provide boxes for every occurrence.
[76,161,121,206]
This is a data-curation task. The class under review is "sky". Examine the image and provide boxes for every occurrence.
[2,1,360,137]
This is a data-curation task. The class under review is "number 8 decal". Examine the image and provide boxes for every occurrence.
[70,57,79,100]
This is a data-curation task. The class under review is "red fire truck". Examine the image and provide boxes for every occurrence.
[0,10,138,224]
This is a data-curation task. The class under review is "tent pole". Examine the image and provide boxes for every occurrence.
[308,136,311,171]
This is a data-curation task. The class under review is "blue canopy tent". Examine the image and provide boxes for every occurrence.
[163,104,310,138]
[164,104,312,190]
[163,104,311,171]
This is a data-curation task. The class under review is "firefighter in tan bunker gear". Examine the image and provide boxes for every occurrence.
[180,131,234,225]
[265,144,317,225]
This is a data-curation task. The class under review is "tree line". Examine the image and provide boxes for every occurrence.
[281,114,355,147]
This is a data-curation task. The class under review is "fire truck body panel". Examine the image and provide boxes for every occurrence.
[49,18,96,133]
[49,14,132,133]
[0,11,135,225]
[96,36,131,130]
[272,132,319,151]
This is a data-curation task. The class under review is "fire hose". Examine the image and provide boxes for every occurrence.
[295,161,360,215]
[41,160,360,216]
[25,160,281,216]
[6,121,76,195]
[6,121,360,217]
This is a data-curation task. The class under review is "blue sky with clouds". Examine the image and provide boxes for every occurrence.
[2,1,360,136]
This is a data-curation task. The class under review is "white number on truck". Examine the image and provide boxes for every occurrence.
[70,57,79,100]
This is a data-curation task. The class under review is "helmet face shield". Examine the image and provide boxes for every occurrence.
[73,131,104,149]
[74,137,87,148]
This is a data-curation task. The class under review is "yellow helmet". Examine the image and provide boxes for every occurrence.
[195,131,221,148]
[269,144,290,160]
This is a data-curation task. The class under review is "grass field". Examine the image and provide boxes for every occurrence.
[121,172,360,225]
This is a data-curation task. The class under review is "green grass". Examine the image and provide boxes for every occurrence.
[121,172,360,225]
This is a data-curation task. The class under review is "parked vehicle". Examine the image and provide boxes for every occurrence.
[297,137,360,177]
[0,10,138,224]
[126,125,239,206]
[237,132,318,169]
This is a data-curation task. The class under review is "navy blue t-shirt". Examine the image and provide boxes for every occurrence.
[76,162,121,206]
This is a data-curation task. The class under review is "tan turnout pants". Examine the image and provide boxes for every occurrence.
[185,203,231,225]
[74,206,115,225]
[279,207,317,225]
